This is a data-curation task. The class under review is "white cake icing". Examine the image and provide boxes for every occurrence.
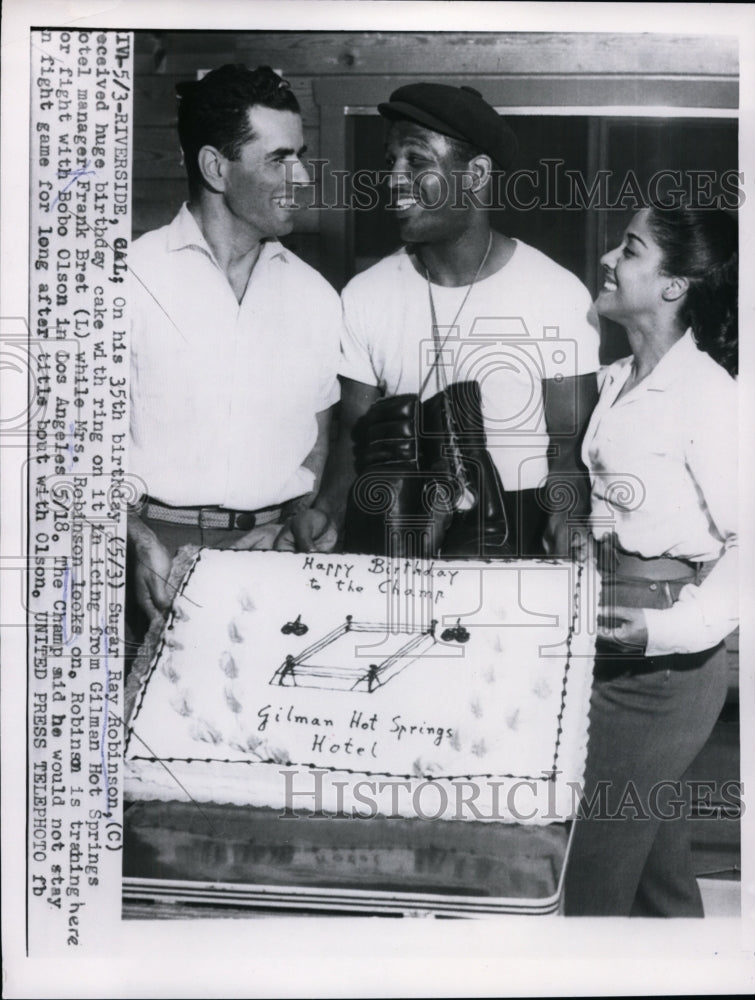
[125,549,597,823]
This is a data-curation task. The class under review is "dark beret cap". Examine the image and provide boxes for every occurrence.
[378,83,518,170]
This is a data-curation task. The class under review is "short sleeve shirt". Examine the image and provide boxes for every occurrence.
[340,241,600,491]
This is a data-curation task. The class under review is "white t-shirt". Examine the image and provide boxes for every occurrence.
[129,204,342,510]
[583,331,737,656]
[340,241,600,491]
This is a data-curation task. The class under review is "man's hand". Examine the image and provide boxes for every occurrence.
[228,523,282,551]
[542,512,571,559]
[543,517,591,561]
[542,372,598,556]
[274,509,339,552]
[131,529,173,620]
[598,605,648,652]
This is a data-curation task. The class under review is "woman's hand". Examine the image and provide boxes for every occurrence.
[597,605,649,652]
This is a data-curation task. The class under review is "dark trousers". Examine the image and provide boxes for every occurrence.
[563,640,729,916]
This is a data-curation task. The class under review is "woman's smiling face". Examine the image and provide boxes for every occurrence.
[595,209,672,325]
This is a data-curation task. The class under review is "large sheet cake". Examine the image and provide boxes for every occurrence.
[125,548,597,823]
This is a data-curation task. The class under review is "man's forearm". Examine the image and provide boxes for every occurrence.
[281,407,334,521]
[301,407,333,492]
[544,440,592,517]
[310,424,358,530]
[311,378,381,531]
[541,373,598,552]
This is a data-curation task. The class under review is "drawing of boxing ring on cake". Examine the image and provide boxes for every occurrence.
[271,614,466,692]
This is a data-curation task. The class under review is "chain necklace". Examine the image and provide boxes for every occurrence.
[419,231,494,397]
[419,231,494,510]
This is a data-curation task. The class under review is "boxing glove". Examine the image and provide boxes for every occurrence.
[344,394,449,556]
[421,382,511,559]
[344,383,509,559]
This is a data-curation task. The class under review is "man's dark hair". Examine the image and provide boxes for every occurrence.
[176,64,300,193]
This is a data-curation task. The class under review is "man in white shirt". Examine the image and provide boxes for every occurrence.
[127,65,341,633]
[291,82,600,558]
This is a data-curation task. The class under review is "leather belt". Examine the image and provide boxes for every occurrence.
[143,497,281,531]
[597,537,703,582]
[593,534,720,678]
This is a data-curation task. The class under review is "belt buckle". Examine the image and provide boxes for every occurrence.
[197,507,225,530]
[197,507,256,531]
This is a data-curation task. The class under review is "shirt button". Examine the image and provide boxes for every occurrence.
[648,582,658,592]
[235,512,256,531]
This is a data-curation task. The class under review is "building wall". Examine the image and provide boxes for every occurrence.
[132,30,738,286]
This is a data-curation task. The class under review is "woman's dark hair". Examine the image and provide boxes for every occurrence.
[647,205,738,376]
[176,64,300,194]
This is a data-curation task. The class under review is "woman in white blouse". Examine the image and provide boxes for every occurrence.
[564,205,738,917]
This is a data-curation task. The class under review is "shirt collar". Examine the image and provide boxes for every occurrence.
[166,203,290,265]
[606,329,701,396]
[637,329,701,392]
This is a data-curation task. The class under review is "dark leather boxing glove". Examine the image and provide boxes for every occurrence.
[344,394,448,557]
[351,394,420,473]
[344,383,510,558]
[421,382,511,559]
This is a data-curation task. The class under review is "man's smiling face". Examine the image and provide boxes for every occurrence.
[384,121,475,247]
[220,105,309,241]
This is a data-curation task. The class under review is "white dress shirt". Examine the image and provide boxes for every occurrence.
[582,330,737,656]
[129,205,341,510]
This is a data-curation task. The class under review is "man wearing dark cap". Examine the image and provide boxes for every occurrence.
[291,82,599,559]
[126,65,341,637]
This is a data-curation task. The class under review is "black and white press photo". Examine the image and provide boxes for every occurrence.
[2,2,753,998]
